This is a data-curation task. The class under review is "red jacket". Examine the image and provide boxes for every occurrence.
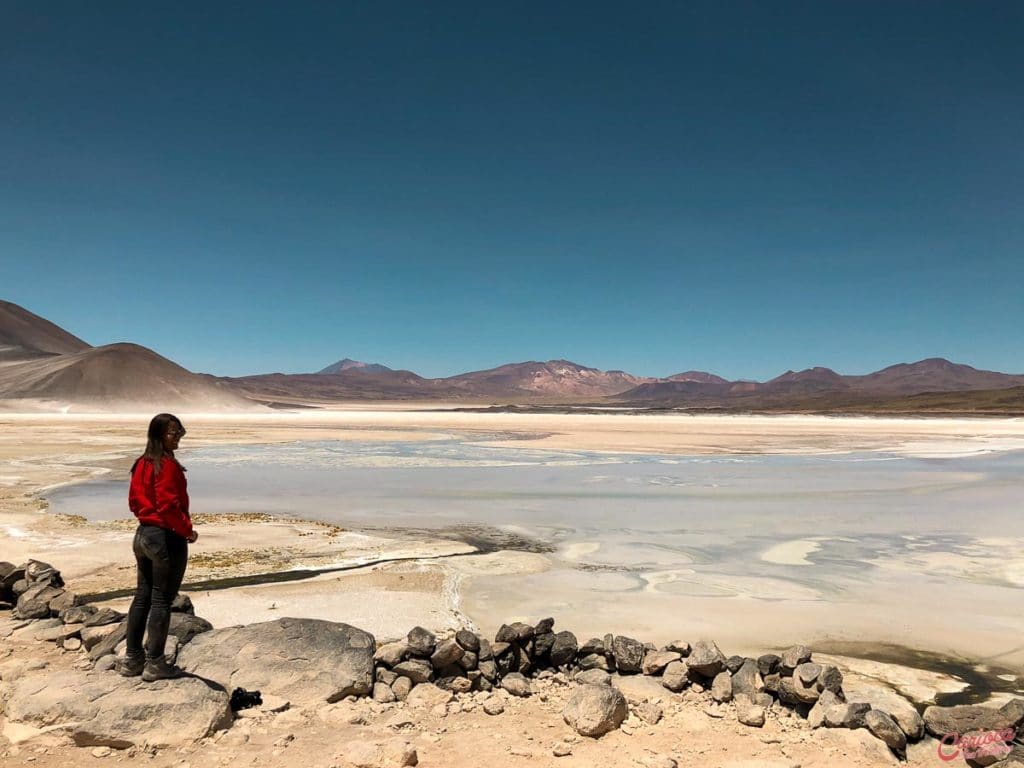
[128,456,193,540]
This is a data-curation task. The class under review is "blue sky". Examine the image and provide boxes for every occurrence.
[2,2,1022,379]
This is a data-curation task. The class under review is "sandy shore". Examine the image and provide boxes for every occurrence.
[2,410,1023,690]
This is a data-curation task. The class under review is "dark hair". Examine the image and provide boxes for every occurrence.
[131,413,184,476]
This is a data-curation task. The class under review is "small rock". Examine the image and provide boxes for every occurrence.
[62,637,82,651]
[429,639,464,669]
[552,743,572,757]
[483,697,505,716]
[737,704,766,728]
[405,683,452,711]
[687,640,726,677]
[373,682,397,703]
[865,709,907,753]
[665,640,690,656]
[825,702,872,729]
[639,756,677,768]
[661,660,690,692]
[757,653,782,676]
[91,746,112,758]
[374,641,409,667]
[563,685,628,737]
[780,644,812,671]
[406,626,436,658]
[336,738,418,768]
[454,629,480,652]
[575,669,611,686]
[711,671,733,703]
[393,659,433,685]
[549,631,578,668]
[501,672,531,698]
[610,635,645,675]
[641,650,681,676]
[634,702,663,724]
[391,676,413,701]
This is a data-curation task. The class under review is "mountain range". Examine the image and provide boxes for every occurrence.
[2,299,1023,414]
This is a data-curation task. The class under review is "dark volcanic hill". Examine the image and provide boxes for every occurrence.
[317,358,394,375]
[0,342,254,410]
[0,300,91,360]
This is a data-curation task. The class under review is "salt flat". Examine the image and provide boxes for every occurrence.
[2,410,1023,686]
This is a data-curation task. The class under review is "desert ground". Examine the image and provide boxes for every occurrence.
[2,409,1024,767]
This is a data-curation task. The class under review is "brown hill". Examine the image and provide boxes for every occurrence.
[230,368,453,404]
[666,371,729,384]
[444,360,654,398]
[0,300,91,360]
[846,358,1024,393]
[0,342,255,411]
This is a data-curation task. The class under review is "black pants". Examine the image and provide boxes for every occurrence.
[125,524,188,661]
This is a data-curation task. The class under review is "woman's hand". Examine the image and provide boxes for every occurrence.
[188,531,199,543]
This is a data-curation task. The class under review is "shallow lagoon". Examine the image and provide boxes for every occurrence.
[48,435,1024,669]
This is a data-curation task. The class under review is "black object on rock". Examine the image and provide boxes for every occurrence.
[230,687,263,712]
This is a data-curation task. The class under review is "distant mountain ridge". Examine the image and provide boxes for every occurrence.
[2,299,1024,413]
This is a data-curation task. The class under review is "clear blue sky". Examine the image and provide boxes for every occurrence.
[2,2,1021,379]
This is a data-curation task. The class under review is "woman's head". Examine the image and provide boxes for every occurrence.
[137,413,186,474]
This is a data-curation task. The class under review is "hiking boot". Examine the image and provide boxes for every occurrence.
[141,656,183,682]
[116,654,145,677]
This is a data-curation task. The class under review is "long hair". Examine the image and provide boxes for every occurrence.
[131,413,183,477]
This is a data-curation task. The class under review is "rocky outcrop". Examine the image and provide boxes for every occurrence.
[178,617,374,704]
[1,669,231,747]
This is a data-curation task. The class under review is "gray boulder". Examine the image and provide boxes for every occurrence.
[825,702,872,729]
[795,662,822,685]
[430,639,464,669]
[393,659,434,684]
[611,635,645,675]
[923,699,1024,738]
[2,669,230,747]
[563,684,629,737]
[808,689,844,728]
[455,629,480,652]
[665,640,691,656]
[550,631,578,667]
[501,672,531,697]
[757,653,781,676]
[178,617,374,704]
[575,669,611,686]
[778,674,820,705]
[60,604,97,624]
[731,658,764,697]
[641,650,681,676]
[865,709,907,754]
[661,660,690,692]
[84,607,124,627]
[374,640,409,667]
[687,640,725,677]
[711,671,733,702]
[780,644,812,670]
[14,583,64,619]
[406,626,436,657]
[25,559,64,588]
[579,637,605,655]
[842,680,922,740]
[816,664,843,693]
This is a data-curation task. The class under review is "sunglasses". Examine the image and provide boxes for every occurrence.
[166,426,187,438]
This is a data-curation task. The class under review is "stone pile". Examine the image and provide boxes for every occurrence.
[3,559,1024,764]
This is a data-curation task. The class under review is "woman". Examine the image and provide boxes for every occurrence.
[119,413,198,681]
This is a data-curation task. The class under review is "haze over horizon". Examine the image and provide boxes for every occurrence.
[2,3,1021,380]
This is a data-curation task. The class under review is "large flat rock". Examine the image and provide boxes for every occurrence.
[1,669,231,748]
[177,617,375,704]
